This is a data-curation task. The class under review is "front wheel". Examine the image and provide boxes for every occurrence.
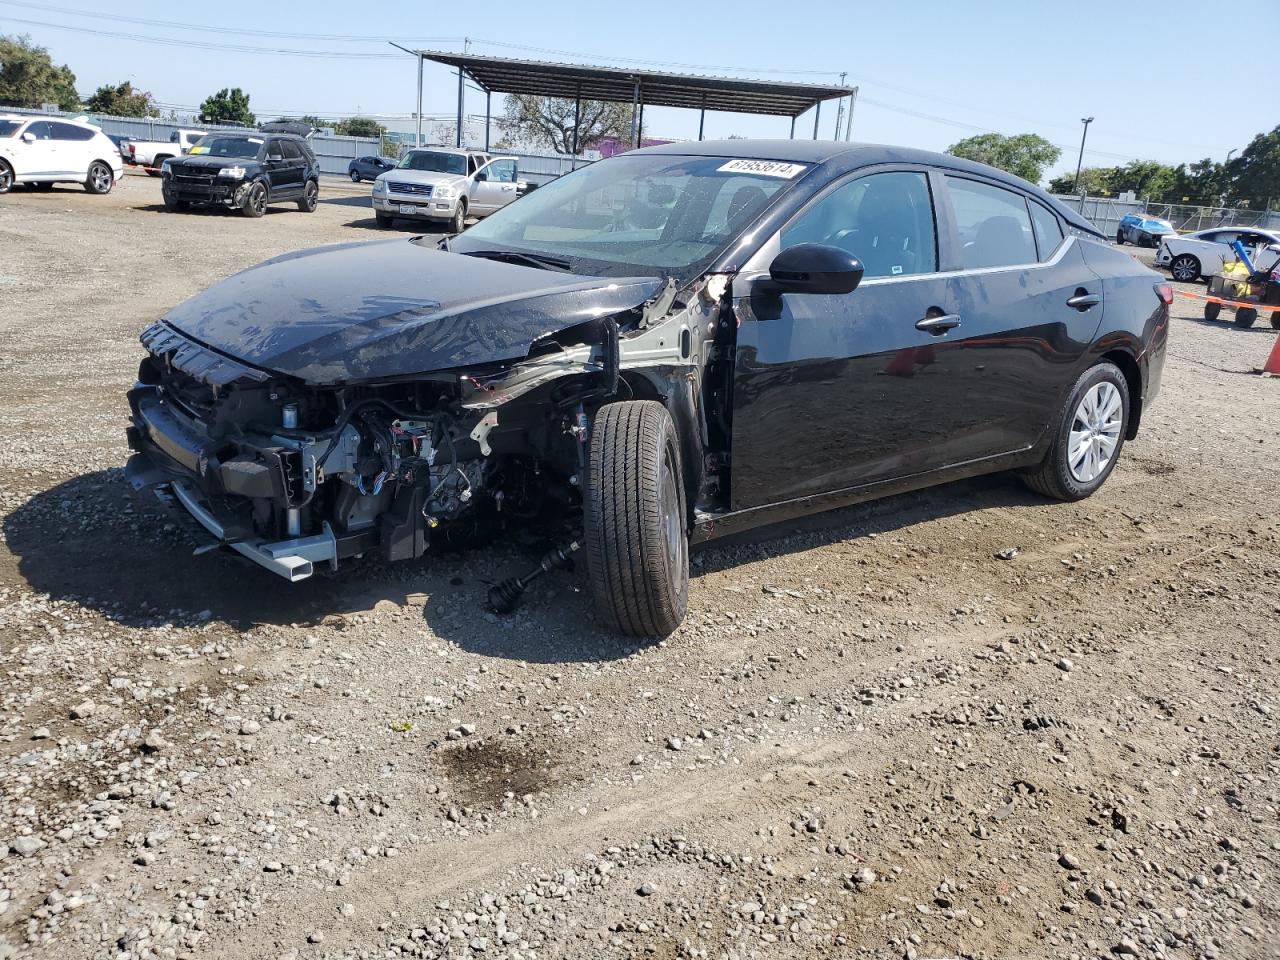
[1270,311,1280,330]
[1169,254,1200,283]
[161,186,188,212]
[1115,229,1125,245]
[297,179,318,212]
[349,170,361,182]
[1204,301,1222,322]
[240,181,267,218]
[450,201,467,234]
[375,213,393,228]
[585,401,689,637]
[1022,362,1129,502]
[85,162,113,194]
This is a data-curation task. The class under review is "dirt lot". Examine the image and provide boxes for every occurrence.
[1,172,1278,960]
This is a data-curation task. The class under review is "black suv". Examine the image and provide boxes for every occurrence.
[161,123,320,218]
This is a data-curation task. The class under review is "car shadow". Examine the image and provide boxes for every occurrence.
[318,194,376,209]
[5,466,1048,662]
[1180,315,1280,334]
[343,215,450,234]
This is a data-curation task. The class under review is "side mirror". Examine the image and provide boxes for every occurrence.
[475,171,488,182]
[20,131,35,144]
[759,243,865,296]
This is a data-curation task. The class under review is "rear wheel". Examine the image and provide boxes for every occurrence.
[0,161,12,194]
[147,155,171,177]
[297,179,318,212]
[585,401,689,637]
[1022,362,1129,502]
[1115,229,1126,245]
[1235,307,1258,329]
[240,181,267,218]
[1270,311,1280,330]
[1204,301,1222,322]
[350,170,361,182]
[84,162,113,194]
[1169,254,1201,282]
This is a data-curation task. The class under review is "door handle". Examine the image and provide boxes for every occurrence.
[916,313,962,335]
[1066,292,1101,311]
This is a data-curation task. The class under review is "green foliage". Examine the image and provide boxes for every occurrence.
[85,81,157,118]
[335,116,384,139]
[946,132,1061,184]
[1225,125,1280,210]
[499,94,635,154]
[1167,159,1226,205]
[0,34,78,110]
[199,87,254,126]
[1050,160,1186,202]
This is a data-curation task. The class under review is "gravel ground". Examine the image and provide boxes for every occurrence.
[1,172,1278,960]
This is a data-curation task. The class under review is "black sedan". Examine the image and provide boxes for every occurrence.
[126,141,1169,636]
[348,155,396,182]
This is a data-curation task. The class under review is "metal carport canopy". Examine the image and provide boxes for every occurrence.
[415,50,853,118]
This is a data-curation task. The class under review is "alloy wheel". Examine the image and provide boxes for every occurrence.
[1067,382,1123,484]
[249,184,266,216]
[1170,255,1198,282]
[90,163,112,193]
[0,164,11,194]
[350,171,360,182]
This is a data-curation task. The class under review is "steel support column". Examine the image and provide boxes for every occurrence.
[485,90,491,151]
[570,87,581,170]
[812,101,821,139]
[629,78,641,148]
[415,53,423,147]
[789,115,795,139]
[456,66,465,147]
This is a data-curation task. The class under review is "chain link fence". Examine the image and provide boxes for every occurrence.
[1051,193,1280,237]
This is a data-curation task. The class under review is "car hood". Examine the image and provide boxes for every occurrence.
[159,238,664,384]
[377,169,466,187]
[172,154,261,171]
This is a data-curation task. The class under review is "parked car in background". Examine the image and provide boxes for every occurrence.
[160,130,320,217]
[0,114,122,195]
[348,155,396,182]
[1155,227,1280,283]
[371,146,520,232]
[124,129,206,175]
[127,140,1168,636]
[1116,213,1176,247]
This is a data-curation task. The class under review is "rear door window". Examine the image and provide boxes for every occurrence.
[50,122,94,141]
[280,140,303,161]
[1029,200,1065,261]
[780,171,938,279]
[946,176,1037,269]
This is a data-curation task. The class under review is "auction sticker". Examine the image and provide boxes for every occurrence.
[717,159,807,179]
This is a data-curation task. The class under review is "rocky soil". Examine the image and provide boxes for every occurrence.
[1,174,1278,960]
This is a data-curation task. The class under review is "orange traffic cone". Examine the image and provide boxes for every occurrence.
[1264,333,1280,377]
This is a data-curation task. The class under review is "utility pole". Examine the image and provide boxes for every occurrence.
[1073,116,1094,197]
[833,72,847,140]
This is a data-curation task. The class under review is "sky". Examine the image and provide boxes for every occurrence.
[2,0,1252,184]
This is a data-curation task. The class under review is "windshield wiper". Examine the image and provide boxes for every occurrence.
[461,249,572,272]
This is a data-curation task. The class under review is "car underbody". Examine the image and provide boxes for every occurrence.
[126,270,730,586]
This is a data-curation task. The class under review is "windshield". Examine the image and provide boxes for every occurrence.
[188,136,263,160]
[0,120,21,138]
[399,151,467,175]
[452,154,801,280]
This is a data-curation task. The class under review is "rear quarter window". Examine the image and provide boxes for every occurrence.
[1029,201,1065,261]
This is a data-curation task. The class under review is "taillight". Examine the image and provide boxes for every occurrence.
[1154,282,1173,306]
[128,143,135,156]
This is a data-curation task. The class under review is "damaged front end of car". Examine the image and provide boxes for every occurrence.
[125,257,733,586]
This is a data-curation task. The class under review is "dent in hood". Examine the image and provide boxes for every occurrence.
[159,239,664,384]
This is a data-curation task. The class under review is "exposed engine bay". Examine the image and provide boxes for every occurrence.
[125,270,734,588]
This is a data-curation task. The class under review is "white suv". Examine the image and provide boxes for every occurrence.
[0,115,124,195]
[371,147,521,232]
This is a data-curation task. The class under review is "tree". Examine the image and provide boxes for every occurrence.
[499,95,635,154]
[1225,125,1280,210]
[946,132,1061,184]
[85,81,156,118]
[0,34,78,110]
[1166,158,1226,205]
[335,116,383,138]
[199,87,254,126]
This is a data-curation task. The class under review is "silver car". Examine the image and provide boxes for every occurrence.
[371,147,520,232]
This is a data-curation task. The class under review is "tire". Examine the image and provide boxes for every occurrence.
[0,160,12,195]
[1169,254,1201,283]
[1270,311,1280,330]
[584,401,689,637]
[297,179,319,213]
[451,200,467,234]
[1204,301,1222,322]
[350,170,361,182]
[240,181,267,218]
[84,161,113,195]
[147,155,171,177]
[1022,362,1129,502]
[161,186,187,212]
[375,213,393,228]
[1115,229,1125,245]
[1234,307,1258,329]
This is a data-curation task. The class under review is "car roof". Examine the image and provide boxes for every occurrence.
[635,139,1103,237]
[409,145,484,155]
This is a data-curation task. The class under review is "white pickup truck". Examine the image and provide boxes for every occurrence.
[124,129,206,175]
